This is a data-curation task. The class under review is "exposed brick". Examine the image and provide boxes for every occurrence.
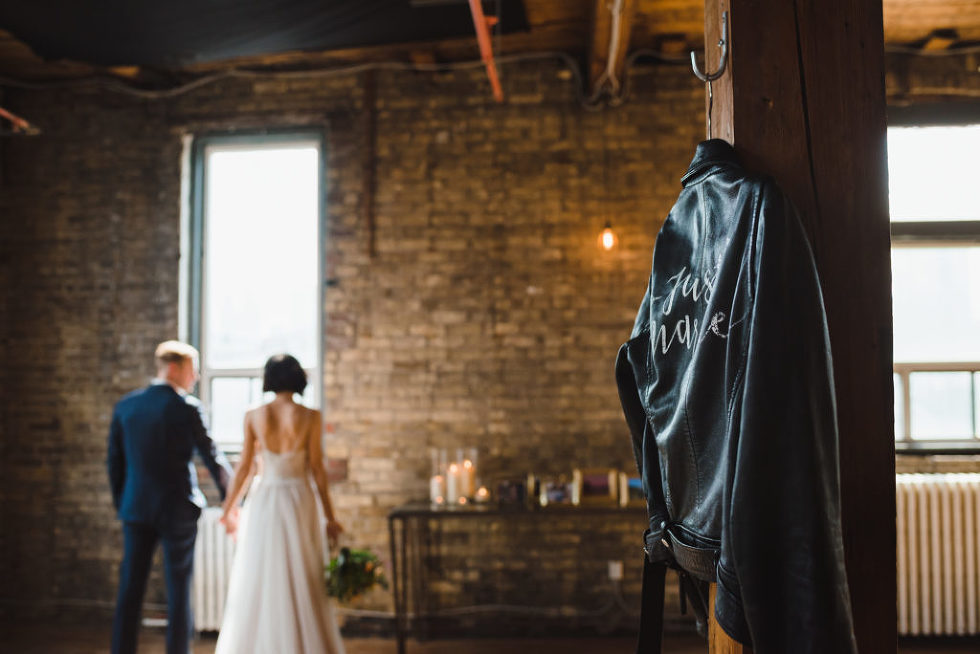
[0,54,972,633]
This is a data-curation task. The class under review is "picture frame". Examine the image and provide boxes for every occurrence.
[495,479,527,507]
[571,468,619,506]
[618,471,646,508]
[539,477,574,506]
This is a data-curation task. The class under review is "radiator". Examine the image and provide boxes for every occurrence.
[897,473,980,636]
[192,507,236,632]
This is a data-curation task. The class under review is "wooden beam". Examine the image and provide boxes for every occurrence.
[709,585,749,654]
[704,1,894,653]
[922,29,958,51]
[588,0,637,96]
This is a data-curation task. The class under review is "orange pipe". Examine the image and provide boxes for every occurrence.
[468,0,503,102]
[0,106,32,132]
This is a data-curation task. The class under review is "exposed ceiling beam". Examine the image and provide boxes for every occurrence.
[2,2,979,83]
[588,0,637,98]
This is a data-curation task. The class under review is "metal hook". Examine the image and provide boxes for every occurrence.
[690,11,729,82]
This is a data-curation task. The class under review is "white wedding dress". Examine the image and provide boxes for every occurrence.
[215,430,345,654]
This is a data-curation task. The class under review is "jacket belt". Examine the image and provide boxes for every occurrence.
[663,532,718,583]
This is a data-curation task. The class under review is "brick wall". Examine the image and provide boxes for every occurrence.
[0,59,700,627]
[0,90,184,617]
[0,53,975,631]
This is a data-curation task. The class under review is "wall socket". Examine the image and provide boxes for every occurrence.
[607,559,624,581]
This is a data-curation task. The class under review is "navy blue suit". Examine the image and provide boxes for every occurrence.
[107,382,231,654]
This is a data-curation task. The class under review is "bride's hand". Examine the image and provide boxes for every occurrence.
[326,520,344,549]
[220,507,240,537]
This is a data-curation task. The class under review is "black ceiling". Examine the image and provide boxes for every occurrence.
[0,0,529,68]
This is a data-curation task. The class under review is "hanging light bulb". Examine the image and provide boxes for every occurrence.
[598,221,618,251]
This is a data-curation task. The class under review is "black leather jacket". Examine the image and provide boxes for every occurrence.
[616,140,857,653]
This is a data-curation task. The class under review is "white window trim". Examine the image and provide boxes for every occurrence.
[890,221,980,453]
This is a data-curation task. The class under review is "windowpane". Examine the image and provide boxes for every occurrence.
[204,144,319,370]
[888,125,980,221]
[210,377,265,445]
[975,372,980,439]
[891,246,980,362]
[909,372,973,440]
[894,373,905,440]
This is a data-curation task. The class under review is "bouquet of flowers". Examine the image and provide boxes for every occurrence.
[325,547,389,603]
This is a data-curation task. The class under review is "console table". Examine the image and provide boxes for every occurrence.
[387,502,646,654]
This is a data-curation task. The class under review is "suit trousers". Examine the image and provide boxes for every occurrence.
[112,520,198,654]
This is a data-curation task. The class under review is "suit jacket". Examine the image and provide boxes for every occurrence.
[616,140,857,653]
[108,382,231,530]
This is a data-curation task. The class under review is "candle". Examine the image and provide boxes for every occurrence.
[429,474,446,505]
[461,459,476,498]
[446,463,460,503]
[475,486,490,503]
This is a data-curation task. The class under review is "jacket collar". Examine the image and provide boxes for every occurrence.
[680,139,740,187]
[150,378,186,396]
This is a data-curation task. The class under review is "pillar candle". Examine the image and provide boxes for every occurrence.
[446,463,460,503]
[429,474,445,504]
[461,458,476,498]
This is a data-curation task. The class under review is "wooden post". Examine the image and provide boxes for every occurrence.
[709,585,749,654]
[702,1,895,653]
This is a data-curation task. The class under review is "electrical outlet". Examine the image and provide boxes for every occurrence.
[607,559,624,581]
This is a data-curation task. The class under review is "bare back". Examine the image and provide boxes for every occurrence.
[248,400,317,454]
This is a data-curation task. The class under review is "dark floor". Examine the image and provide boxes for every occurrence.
[1,624,978,654]
[0,625,672,654]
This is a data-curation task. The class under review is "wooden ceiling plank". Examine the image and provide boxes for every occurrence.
[1,1,979,81]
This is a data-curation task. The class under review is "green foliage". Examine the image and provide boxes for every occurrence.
[325,547,389,603]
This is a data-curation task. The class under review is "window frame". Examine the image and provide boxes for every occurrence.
[888,108,980,454]
[183,129,326,452]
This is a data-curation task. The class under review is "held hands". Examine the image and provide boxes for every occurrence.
[220,506,240,538]
[326,519,345,550]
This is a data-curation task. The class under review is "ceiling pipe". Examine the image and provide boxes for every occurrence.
[0,106,40,135]
[467,0,504,102]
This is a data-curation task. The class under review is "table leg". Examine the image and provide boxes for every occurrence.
[416,517,429,641]
[400,515,409,647]
[389,516,405,654]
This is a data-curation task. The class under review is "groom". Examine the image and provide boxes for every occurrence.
[108,340,231,654]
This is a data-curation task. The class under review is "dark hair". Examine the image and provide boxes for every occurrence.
[263,354,308,394]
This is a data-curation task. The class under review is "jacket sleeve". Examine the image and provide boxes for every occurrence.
[615,277,671,561]
[617,276,653,475]
[107,409,125,511]
[187,398,232,501]
[714,181,857,653]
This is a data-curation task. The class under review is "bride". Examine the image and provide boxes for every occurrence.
[215,354,346,654]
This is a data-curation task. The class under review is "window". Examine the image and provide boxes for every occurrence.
[184,132,323,449]
[889,122,980,452]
